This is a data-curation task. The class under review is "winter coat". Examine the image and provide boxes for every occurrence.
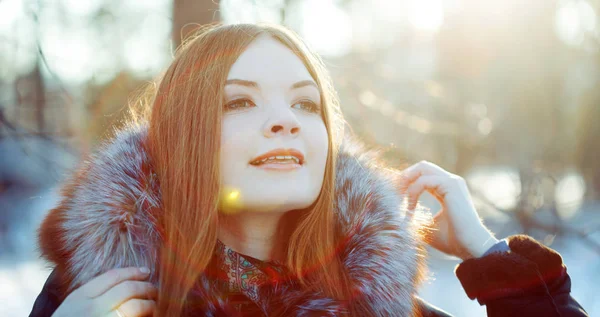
[29,123,587,317]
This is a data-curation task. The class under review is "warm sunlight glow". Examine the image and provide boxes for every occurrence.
[408,0,444,32]
[555,0,598,47]
[466,167,521,210]
[478,118,493,135]
[359,90,377,107]
[122,15,171,76]
[0,0,23,30]
[300,0,353,56]
[371,0,404,22]
[555,172,586,219]
[41,26,95,83]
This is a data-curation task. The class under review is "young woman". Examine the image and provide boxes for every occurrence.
[29,24,587,317]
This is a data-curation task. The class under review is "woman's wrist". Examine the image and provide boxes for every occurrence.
[461,228,499,259]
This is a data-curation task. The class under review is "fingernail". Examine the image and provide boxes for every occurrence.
[140,267,150,274]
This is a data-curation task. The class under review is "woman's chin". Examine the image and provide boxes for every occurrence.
[226,198,314,214]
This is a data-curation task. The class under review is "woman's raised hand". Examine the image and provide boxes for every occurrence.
[52,267,157,317]
[398,160,499,260]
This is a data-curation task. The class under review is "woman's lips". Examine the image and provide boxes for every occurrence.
[251,162,302,170]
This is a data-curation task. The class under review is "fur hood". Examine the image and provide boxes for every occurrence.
[37,122,432,316]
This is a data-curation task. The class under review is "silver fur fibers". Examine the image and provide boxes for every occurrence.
[38,122,431,316]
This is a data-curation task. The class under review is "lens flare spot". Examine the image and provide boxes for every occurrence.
[228,190,240,200]
[220,187,243,214]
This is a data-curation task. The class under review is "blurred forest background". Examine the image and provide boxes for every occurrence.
[1,0,599,316]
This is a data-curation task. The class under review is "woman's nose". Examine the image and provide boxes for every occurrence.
[263,110,301,138]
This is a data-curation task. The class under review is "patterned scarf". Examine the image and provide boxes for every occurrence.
[212,240,291,314]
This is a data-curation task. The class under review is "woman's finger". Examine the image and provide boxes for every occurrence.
[77,267,151,299]
[398,161,448,191]
[405,175,449,209]
[97,280,157,312]
[114,298,157,317]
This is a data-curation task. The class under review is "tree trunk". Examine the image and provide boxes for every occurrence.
[172,0,220,49]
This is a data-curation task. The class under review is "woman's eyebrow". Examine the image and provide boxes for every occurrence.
[225,79,258,88]
[291,80,318,90]
[225,79,318,90]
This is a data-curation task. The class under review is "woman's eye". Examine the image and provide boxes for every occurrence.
[292,100,320,113]
[224,98,256,111]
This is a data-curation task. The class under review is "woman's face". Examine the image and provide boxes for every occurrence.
[219,35,328,214]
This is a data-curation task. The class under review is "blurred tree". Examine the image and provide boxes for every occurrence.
[573,0,600,201]
[172,0,220,49]
[83,72,147,146]
[575,91,600,200]
[436,0,567,174]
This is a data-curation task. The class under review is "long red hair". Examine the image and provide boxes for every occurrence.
[131,24,347,316]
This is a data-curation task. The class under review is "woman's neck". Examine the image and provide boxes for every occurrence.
[218,211,283,261]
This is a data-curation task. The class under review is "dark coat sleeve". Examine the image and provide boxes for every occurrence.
[455,234,589,317]
[29,268,65,317]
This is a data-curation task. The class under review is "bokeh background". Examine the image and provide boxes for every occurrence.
[1,0,599,315]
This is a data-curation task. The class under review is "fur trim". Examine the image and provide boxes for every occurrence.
[455,234,566,304]
[37,122,431,316]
